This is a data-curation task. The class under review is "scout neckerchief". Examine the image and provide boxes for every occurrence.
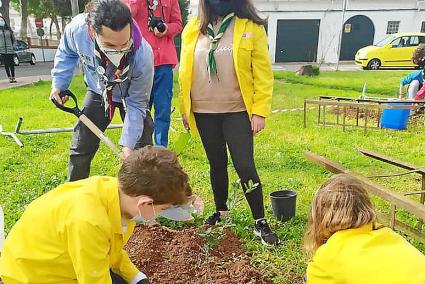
[94,39,133,120]
[206,12,234,81]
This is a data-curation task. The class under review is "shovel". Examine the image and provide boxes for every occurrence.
[51,90,121,157]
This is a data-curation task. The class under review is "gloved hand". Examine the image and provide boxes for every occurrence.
[137,278,151,284]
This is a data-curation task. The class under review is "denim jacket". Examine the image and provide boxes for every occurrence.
[51,14,154,148]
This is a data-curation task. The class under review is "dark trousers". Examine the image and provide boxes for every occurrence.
[1,54,15,78]
[194,111,265,220]
[149,65,173,147]
[68,91,154,181]
[111,271,127,284]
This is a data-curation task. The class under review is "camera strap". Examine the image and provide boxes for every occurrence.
[145,0,165,22]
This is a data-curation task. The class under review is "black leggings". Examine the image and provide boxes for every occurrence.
[194,111,265,220]
[1,54,15,78]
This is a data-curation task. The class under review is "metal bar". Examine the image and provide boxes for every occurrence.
[304,101,307,128]
[390,204,397,229]
[343,106,346,131]
[358,148,425,174]
[404,191,425,197]
[336,105,340,125]
[368,170,421,179]
[17,124,123,135]
[318,95,425,104]
[317,105,321,125]
[304,99,419,109]
[376,211,425,243]
[356,106,360,126]
[0,132,24,147]
[364,108,368,134]
[322,105,326,126]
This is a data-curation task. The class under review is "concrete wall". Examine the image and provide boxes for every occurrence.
[29,48,57,62]
[262,0,425,63]
[190,0,425,63]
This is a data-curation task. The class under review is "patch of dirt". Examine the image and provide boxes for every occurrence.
[125,225,273,284]
[329,106,425,125]
[329,106,381,120]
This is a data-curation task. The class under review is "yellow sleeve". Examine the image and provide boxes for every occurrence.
[251,23,273,118]
[112,220,140,282]
[178,17,197,115]
[66,220,112,284]
[111,250,140,282]
[306,257,335,284]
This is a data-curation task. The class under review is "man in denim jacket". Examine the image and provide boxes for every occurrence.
[51,0,154,181]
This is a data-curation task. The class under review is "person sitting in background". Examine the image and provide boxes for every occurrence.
[399,44,425,100]
[0,16,17,83]
[0,146,199,284]
[304,174,425,284]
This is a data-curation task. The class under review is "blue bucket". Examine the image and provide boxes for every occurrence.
[381,103,411,130]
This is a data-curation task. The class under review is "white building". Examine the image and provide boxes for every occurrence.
[190,0,425,64]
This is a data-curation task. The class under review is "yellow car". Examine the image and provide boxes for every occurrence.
[355,33,425,70]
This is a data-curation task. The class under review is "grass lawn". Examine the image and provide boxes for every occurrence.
[1,70,424,283]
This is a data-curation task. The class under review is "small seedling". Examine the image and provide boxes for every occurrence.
[199,178,258,251]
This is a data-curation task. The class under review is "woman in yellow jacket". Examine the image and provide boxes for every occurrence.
[304,174,425,284]
[179,0,278,245]
[0,147,197,284]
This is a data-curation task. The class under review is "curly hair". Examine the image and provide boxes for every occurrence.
[118,146,192,205]
[412,44,425,66]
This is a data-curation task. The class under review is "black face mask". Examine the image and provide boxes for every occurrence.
[207,0,234,17]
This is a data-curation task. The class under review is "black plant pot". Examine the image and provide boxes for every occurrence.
[270,190,297,222]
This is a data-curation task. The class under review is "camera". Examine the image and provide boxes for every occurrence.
[149,16,166,33]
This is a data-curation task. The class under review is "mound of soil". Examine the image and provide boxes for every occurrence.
[125,225,273,284]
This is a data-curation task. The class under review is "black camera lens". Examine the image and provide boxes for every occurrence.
[156,22,166,33]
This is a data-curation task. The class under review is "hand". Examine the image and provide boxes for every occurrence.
[50,88,68,105]
[182,114,190,131]
[251,115,266,136]
[153,24,168,38]
[120,147,133,162]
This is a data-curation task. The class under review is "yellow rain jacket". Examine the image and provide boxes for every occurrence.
[306,223,425,284]
[0,176,139,284]
[178,16,273,133]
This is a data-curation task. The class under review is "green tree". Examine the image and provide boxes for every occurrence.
[178,0,190,27]
[19,0,28,38]
[0,0,11,26]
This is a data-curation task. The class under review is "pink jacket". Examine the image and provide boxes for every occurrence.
[125,0,182,67]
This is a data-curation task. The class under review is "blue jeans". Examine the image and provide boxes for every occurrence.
[149,64,173,147]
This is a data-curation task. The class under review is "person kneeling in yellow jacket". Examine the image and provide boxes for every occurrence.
[0,146,199,284]
[304,174,425,284]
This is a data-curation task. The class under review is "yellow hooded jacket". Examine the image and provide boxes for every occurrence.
[178,16,273,133]
[306,223,425,284]
[0,176,139,284]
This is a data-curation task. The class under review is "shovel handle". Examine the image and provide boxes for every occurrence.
[51,90,82,117]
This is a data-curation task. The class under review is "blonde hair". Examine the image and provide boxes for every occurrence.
[304,174,376,256]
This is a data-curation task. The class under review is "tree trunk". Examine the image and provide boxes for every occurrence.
[52,15,61,40]
[0,0,10,27]
[19,0,28,39]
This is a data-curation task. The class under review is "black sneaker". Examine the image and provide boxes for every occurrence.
[253,218,280,246]
[204,212,222,225]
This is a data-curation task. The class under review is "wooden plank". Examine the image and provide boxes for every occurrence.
[304,151,349,174]
[358,148,425,174]
[304,151,425,220]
